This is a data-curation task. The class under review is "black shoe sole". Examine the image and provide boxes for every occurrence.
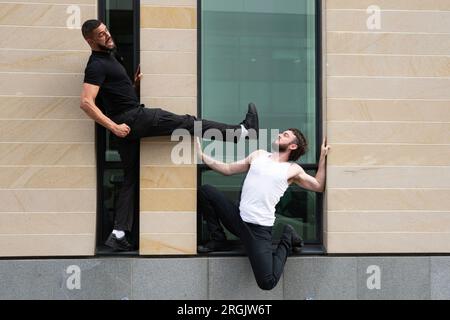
[197,244,233,253]
[247,102,259,139]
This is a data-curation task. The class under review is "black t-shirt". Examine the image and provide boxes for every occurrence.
[84,50,139,117]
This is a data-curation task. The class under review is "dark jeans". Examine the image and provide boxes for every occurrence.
[111,105,241,232]
[198,184,293,291]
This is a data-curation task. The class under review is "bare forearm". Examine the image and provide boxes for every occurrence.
[81,100,116,131]
[315,155,327,192]
[201,152,232,176]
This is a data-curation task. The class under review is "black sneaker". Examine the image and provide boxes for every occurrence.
[241,103,259,139]
[105,233,134,251]
[284,224,304,249]
[197,240,232,253]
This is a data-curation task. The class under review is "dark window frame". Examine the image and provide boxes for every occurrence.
[96,0,141,255]
[197,0,325,253]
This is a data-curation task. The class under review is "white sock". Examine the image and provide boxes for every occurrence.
[112,230,125,239]
[240,124,249,139]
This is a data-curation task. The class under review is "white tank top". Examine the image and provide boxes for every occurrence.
[239,151,292,227]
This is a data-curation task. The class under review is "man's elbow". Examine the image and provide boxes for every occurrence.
[80,99,91,112]
[310,181,325,193]
[222,169,232,177]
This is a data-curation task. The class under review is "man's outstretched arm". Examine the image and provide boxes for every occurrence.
[195,137,260,176]
[292,138,330,193]
[80,83,130,138]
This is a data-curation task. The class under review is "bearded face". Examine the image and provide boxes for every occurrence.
[89,24,116,51]
[95,34,116,51]
[271,130,299,155]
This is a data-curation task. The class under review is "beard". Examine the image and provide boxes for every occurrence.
[98,43,116,52]
[97,37,116,52]
[271,141,289,153]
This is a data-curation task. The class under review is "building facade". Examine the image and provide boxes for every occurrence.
[325,0,450,253]
[0,0,450,257]
[0,0,97,256]
[0,0,449,300]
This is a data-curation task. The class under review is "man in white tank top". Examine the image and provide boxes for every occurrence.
[196,129,330,291]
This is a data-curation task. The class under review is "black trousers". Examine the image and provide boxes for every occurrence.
[111,106,241,232]
[198,184,293,291]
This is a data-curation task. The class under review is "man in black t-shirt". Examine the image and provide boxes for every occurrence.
[80,20,259,251]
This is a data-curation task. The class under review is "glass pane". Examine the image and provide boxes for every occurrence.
[200,171,246,241]
[101,169,124,241]
[105,0,135,161]
[200,0,320,245]
[201,0,317,164]
[105,0,134,80]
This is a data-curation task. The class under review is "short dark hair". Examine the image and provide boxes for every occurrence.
[288,128,308,162]
[82,19,102,39]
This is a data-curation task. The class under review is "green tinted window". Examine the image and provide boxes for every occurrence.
[200,0,321,244]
